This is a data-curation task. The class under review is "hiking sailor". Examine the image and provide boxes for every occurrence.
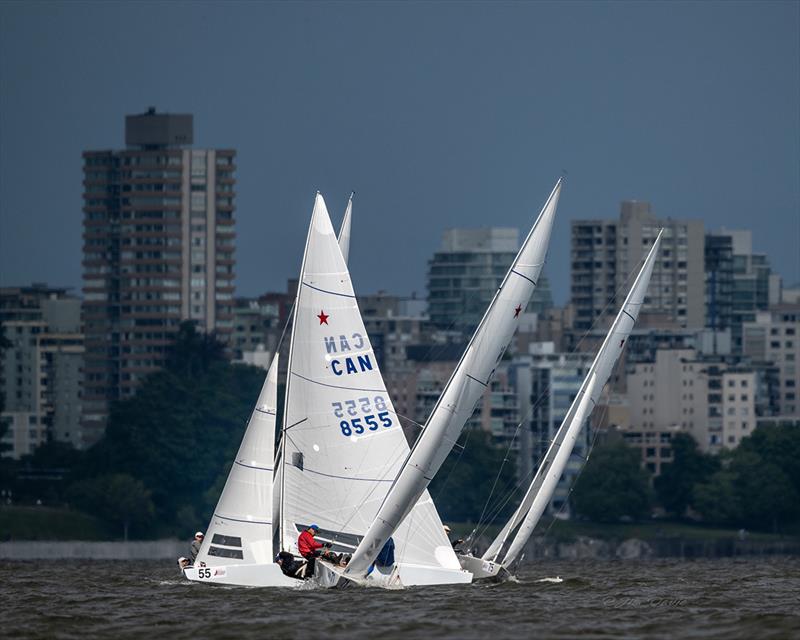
[190,531,204,562]
[444,525,464,551]
[298,524,331,576]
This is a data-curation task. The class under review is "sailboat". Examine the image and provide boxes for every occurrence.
[186,192,469,587]
[184,194,356,587]
[330,179,563,585]
[460,229,664,580]
[274,193,469,588]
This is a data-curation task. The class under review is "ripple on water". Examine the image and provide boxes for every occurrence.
[3,557,800,640]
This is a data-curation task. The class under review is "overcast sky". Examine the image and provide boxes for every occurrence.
[1,1,798,304]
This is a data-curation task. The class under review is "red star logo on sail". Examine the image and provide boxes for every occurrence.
[514,304,522,318]
[317,310,329,325]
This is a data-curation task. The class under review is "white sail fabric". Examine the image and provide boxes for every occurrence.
[489,230,663,565]
[278,193,456,570]
[338,193,353,265]
[346,179,562,577]
[196,354,279,566]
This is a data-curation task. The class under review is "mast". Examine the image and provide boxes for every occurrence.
[495,229,663,567]
[345,179,562,577]
[338,192,354,265]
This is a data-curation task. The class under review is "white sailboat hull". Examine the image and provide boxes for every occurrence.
[315,559,473,589]
[183,563,303,588]
[457,553,503,580]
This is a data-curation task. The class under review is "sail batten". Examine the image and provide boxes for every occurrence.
[345,179,563,577]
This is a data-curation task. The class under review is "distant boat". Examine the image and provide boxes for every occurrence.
[459,229,663,580]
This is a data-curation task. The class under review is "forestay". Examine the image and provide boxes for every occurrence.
[487,230,664,566]
[346,179,563,577]
[196,354,280,566]
[278,193,457,571]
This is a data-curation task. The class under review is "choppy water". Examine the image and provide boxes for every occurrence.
[5,557,799,639]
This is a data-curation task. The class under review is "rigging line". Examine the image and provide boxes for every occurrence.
[431,428,472,503]
[473,419,524,534]
[471,465,538,545]
[467,254,649,537]
[539,401,610,544]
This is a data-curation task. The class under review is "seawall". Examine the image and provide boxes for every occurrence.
[0,539,187,560]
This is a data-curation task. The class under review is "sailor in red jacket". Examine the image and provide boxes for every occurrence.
[298,524,324,557]
[298,524,329,575]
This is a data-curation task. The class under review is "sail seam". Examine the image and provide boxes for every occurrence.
[234,461,273,472]
[621,309,635,321]
[291,370,385,393]
[214,513,272,525]
[300,467,394,483]
[302,282,356,298]
[255,408,276,415]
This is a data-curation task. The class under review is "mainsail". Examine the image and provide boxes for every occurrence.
[272,195,356,558]
[345,179,563,577]
[196,353,280,566]
[277,193,457,572]
[484,229,663,567]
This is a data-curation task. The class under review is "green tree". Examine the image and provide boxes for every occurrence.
[429,430,517,524]
[81,323,264,534]
[654,433,719,517]
[692,469,742,524]
[68,473,155,540]
[571,440,653,522]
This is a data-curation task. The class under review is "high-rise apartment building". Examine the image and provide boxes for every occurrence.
[706,229,780,352]
[81,109,236,444]
[427,228,552,333]
[742,304,799,417]
[571,201,705,331]
[511,344,593,516]
[1,285,84,456]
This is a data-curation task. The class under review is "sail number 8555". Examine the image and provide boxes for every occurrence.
[332,396,393,437]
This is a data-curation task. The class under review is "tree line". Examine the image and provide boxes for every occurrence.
[1,322,797,539]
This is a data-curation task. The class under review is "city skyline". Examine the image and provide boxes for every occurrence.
[1,1,798,305]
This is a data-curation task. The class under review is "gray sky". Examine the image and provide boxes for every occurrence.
[1,0,798,304]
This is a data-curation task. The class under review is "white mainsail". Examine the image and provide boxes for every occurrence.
[196,353,280,566]
[277,193,459,577]
[271,193,355,558]
[345,179,563,577]
[484,229,663,568]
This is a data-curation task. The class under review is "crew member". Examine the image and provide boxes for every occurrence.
[444,525,464,551]
[190,531,204,561]
[298,524,330,575]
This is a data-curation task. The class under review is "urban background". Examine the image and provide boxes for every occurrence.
[1,108,798,544]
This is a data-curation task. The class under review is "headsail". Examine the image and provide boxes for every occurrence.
[345,179,562,577]
[338,192,353,265]
[197,353,280,566]
[277,193,457,572]
[488,229,663,566]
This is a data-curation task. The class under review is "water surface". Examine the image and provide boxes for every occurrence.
[5,557,799,639]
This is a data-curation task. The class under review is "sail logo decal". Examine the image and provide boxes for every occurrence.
[323,333,366,353]
[331,354,373,376]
